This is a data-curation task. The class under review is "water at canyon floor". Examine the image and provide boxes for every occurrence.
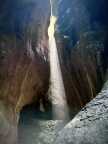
[18,105,67,144]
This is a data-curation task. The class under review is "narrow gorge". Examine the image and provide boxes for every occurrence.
[0,0,108,144]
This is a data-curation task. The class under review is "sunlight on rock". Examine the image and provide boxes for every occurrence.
[48,0,69,121]
[48,16,57,38]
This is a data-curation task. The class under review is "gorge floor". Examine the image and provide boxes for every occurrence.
[18,105,66,144]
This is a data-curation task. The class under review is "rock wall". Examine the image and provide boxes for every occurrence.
[54,0,108,113]
[55,30,108,113]
[54,0,108,142]
[0,0,50,143]
[56,0,108,43]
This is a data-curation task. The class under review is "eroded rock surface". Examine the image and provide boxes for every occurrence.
[56,30,108,111]
[55,80,108,144]
[0,0,50,143]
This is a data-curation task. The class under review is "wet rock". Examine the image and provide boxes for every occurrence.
[19,119,63,144]
[56,30,108,111]
[0,0,50,143]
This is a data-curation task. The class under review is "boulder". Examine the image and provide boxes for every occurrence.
[55,80,108,144]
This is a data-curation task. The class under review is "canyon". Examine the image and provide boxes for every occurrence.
[0,0,108,144]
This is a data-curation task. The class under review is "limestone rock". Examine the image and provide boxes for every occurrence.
[55,80,108,144]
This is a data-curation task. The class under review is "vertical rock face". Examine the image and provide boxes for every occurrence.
[0,0,50,143]
[56,0,108,39]
[54,0,108,112]
[56,31,108,111]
